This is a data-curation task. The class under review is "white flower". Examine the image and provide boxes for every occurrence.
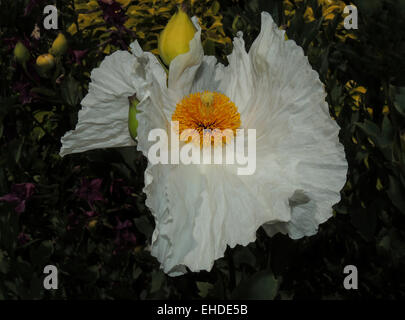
[60,12,348,276]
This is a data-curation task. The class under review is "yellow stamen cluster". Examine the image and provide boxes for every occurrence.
[172,91,241,147]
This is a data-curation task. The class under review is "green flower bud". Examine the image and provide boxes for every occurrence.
[49,33,68,56]
[36,53,55,72]
[158,6,196,66]
[14,42,30,65]
[128,97,139,140]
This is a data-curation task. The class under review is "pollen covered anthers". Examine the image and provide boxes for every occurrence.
[172,91,241,148]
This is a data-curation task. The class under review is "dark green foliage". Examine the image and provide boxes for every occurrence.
[0,0,405,299]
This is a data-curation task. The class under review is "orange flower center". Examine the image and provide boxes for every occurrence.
[172,91,241,147]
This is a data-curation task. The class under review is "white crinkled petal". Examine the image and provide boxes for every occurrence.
[60,42,168,157]
[144,163,208,276]
[60,50,137,157]
[190,56,223,93]
[130,41,168,102]
[244,12,348,238]
[145,158,297,275]
[218,31,253,118]
[135,84,171,159]
[144,163,264,275]
[143,163,185,276]
[183,163,293,272]
[133,49,174,158]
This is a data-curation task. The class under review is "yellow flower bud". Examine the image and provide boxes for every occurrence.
[128,97,139,140]
[14,42,30,65]
[49,33,68,56]
[134,245,143,253]
[36,53,55,72]
[158,6,196,66]
[88,220,98,229]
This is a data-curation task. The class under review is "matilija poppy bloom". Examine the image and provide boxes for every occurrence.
[60,12,348,276]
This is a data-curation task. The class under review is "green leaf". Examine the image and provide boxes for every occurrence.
[30,240,54,267]
[0,250,9,274]
[231,270,280,300]
[393,86,405,117]
[356,120,380,140]
[30,87,57,97]
[210,1,220,15]
[203,38,216,56]
[0,209,19,252]
[150,270,165,293]
[61,74,81,107]
[350,207,377,240]
[132,266,142,280]
[133,216,154,238]
[14,139,23,164]
[356,0,383,15]
[357,118,394,160]
[28,274,43,299]
[196,281,214,298]
[13,258,33,281]
[387,175,405,214]
[233,246,256,268]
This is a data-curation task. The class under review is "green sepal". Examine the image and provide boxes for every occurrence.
[128,97,139,140]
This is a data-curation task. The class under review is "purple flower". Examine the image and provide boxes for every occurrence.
[24,0,45,16]
[0,183,35,213]
[75,178,104,206]
[109,178,133,201]
[118,229,137,245]
[17,232,31,245]
[71,49,88,65]
[67,211,80,230]
[98,0,127,28]
[84,210,97,217]
[114,218,136,250]
[13,81,34,104]
[115,218,132,230]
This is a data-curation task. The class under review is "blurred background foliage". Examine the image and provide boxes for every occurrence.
[0,0,405,299]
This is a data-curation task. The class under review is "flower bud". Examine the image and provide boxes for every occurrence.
[36,53,55,72]
[14,42,30,65]
[88,219,98,229]
[158,6,196,66]
[49,33,68,56]
[128,97,139,140]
